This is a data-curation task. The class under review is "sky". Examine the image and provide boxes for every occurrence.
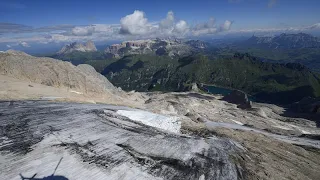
[0,0,320,49]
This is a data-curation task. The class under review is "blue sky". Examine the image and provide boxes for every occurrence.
[0,0,320,47]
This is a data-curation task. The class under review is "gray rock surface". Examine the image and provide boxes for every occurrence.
[0,101,244,180]
[0,50,116,94]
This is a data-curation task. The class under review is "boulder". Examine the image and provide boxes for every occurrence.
[191,83,199,92]
[291,97,320,114]
[223,90,252,109]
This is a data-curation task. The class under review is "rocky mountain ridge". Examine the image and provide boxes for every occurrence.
[245,33,320,49]
[1,50,114,93]
[104,38,208,58]
[57,41,97,55]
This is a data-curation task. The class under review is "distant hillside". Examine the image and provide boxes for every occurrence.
[100,53,320,104]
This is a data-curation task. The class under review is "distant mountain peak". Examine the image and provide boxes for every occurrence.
[244,33,320,49]
[57,41,97,55]
[104,38,201,58]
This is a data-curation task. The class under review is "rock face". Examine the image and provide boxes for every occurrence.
[0,50,116,94]
[104,38,195,58]
[57,41,97,55]
[222,90,252,109]
[246,33,320,49]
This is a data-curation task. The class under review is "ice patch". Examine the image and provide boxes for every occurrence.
[117,110,181,134]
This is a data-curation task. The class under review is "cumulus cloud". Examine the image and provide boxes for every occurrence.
[160,11,175,29]
[19,41,30,47]
[222,20,232,31]
[119,10,153,35]
[192,18,217,35]
[0,10,237,44]
[192,18,232,36]
[72,26,94,36]
[174,20,189,34]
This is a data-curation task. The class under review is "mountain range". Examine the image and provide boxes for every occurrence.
[243,33,320,49]
[104,38,209,58]
[57,41,97,55]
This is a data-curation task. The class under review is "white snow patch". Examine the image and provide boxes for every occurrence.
[70,90,83,95]
[199,174,205,180]
[288,124,312,134]
[117,110,181,134]
[273,125,293,131]
[301,130,312,134]
[232,120,244,125]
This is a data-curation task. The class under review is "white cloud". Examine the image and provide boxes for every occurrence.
[160,11,175,29]
[174,20,189,34]
[192,18,232,36]
[19,41,30,47]
[6,44,11,48]
[119,10,152,35]
[192,18,217,36]
[72,26,94,36]
[93,24,118,33]
[305,23,320,30]
[222,20,232,31]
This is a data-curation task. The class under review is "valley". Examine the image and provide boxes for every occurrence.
[1,33,320,180]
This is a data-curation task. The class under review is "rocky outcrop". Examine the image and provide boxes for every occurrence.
[291,97,320,114]
[0,50,116,94]
[222,90,252,109]
[57,41,97,55]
